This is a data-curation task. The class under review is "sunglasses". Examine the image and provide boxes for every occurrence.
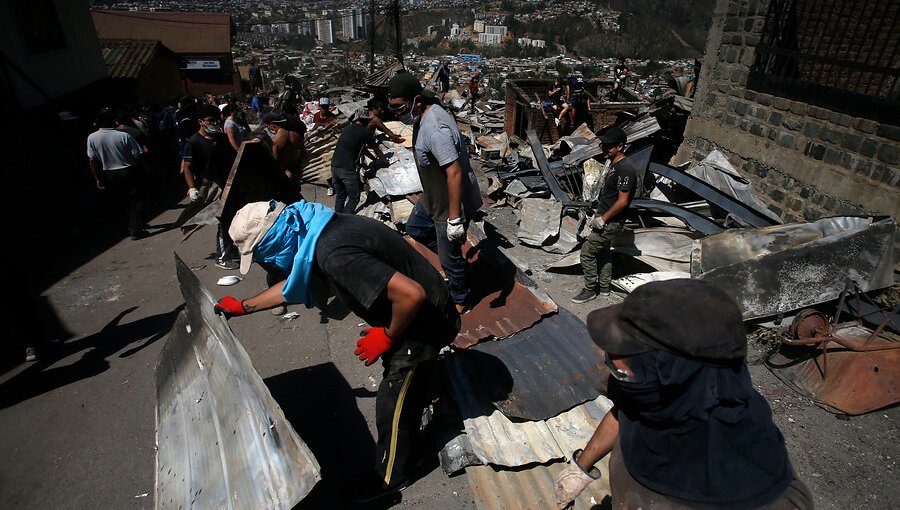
[388,101,411,112]
[604,353,639,383]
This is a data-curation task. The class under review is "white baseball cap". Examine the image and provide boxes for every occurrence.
[228,201,286,274]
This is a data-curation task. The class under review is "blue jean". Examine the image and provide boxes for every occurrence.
[331,165,360,214]
[406,202,469,305]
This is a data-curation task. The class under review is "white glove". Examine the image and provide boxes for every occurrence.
[555,450,601,510]
[188,187,201,202]
[447,217,466,243]
[588,215,606,231]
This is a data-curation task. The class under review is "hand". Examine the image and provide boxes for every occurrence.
[354,327,394,366]
[214,296,247,317]
[188,187,201,202]
[446,217,466,243]
[588,215,606,231]
[392,135,406,144]
[95,179,105,190]
[555,450,601,510]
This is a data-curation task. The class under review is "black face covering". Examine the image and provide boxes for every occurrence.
[608,350,793,509]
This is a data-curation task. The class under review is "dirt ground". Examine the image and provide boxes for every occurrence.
[0,181,896,510]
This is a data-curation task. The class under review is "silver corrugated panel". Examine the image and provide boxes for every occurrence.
[516,198,563,247]
[621,114,662,143]
[467,458,612,510]
[299,118,347,184]
[155,256,320,510]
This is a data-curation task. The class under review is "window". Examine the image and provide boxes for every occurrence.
[747,0,899,122]
[12,0,67,56]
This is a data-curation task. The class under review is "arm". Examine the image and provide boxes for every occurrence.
[89,158,104,189]
[577,408,619,469]
[370,117,404,143]
[444,159,464,220]
[382,271,426,338]
[600,190,632,223]
[241,280,287,313]
[226,126,241,150]
[181,160,196,189]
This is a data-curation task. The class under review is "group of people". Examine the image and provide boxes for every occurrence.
[548,72,593,132]
[205,70,811,510]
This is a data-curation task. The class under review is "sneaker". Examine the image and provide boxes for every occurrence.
[326,187,335,196]
[215,259,240,270]
[25,347,38,362]
[271,304,287,316]
[571,287,599,304]
[554,118,560,127]
[348,476,410,504]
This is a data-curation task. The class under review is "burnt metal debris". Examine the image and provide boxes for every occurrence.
[767,284,900,415]
[156,256,320,509]
[693,216,896,319]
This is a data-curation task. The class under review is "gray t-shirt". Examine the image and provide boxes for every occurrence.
[86,128,143,170]
[413,105,482,221]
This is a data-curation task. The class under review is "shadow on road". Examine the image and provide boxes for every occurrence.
[0,305,182,410]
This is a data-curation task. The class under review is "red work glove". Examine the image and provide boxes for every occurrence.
[354,327,394,366]
[214,296,247,317]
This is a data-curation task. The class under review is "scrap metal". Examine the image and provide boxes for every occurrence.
[527,130,591,209]
[516,198,563,247]
[692,216,896,319]
[467,461,612,510]
[156,256,320,509]
[631,199,725,235]
[685,150,781,222]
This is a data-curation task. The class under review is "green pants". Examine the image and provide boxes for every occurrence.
[580,221,624,290]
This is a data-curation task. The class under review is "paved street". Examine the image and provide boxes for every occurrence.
[0,188,473,509]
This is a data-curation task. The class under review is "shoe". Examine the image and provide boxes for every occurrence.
[326,187,335,196]
[25,347,38,362]
[571,287,599,304]
[554,118,560,127]
[271,304,287,316]
[348,476,410,504]
[215,259,240,270]
[130,230,149,240]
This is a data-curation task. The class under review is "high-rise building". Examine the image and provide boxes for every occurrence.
[316,19,335,44]
[484,25,508,37]
[478,33,501,45]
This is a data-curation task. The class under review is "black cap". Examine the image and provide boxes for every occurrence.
[261,112,287,125]
[597,126,627,147]
[588,279,747,361]
[388,72,423,99]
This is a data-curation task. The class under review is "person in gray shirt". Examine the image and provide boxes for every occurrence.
[387,72,483,312]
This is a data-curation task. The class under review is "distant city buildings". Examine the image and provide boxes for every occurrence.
[316,18,335,44]
[484,25,507,37]
[478,33,501,45]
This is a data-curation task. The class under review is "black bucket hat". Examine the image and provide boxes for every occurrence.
[587,279,747,362]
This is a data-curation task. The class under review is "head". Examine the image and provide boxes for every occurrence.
[587,279,747,379]
[229,201,287,274]
[367,98,387,117]
[197,104,222,135]
[619,57,626,65]
[318,97,332,112]
[261,112,287,135]
[95,107,116,128]
[597,126,627,160]
[352,107,372,125]
[387,72,433,124]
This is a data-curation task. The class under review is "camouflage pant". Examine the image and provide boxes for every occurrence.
[580,221,624,290]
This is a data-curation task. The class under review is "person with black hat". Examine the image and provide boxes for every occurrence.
[555,279,814,510]
[330,108,390,214]
[572,126,636,303]
[213,200,461,503]
[387,71,483,313]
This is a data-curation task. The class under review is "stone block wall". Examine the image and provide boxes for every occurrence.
[676,0,899,222]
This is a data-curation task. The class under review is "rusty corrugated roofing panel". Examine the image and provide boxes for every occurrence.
[92,10,232,54]
[299,118,348,184]
[156,256,320,509]
[363,61,405,88]
[467,459,612,510]
[406,237,557,348]
[99,39,160,79]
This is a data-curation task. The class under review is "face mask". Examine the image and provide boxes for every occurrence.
[264,128,276,137]
[398,98,420,125]
[203,124,222,134]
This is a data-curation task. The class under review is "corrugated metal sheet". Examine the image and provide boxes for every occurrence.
[406,237,557,348]
[100,39,160,79]
[363,61,405,88]
[516,198,562,247]
[461,308,609,421]
[93,10,232,54]
[298,118,349,184]
[547,227,702,273]
[621,114,662,143]
[156,256,320,509]
[467,458,612,510]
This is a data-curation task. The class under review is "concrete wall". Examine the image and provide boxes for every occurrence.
[676,0,899,222]
[1,0,107,110]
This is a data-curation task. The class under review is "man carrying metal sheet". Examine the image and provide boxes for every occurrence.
[572,127,636,304]
[213,200,460,503]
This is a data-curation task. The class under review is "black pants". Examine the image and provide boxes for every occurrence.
[104,167,146,234]
[216,223,238,262]
[374,357,440,486]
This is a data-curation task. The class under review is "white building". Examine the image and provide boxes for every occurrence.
[316,19,335,44]
[478,33,502,45]
[297,20,314,36]
[485,25,508,37]
[531,39,546,48]
[450,23,461,39]
[518,37,531,46]
[473,20,485,33]
[341,13,358,39]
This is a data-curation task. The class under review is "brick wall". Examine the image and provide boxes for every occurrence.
[676,0,899,222]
